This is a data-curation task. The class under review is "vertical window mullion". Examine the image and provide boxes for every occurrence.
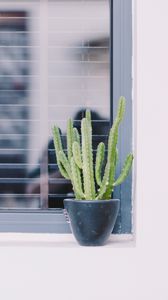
[113,0,133,233]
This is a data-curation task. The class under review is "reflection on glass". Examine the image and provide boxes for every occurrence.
[0,1,110,209]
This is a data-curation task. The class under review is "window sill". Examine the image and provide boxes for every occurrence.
[0,233,135,248]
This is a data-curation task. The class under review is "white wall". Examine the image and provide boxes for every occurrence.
[0,0,168,299]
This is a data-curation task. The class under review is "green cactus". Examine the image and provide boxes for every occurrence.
[85,109,91,125]
[72,141,82,169]
[73,127,80,144]
[95,142,105,187]
[67,118,74,162]
[81,118,96,199]
[58,150,71,178]
[113,154,133,187]
[52,126,70,179]
[70,157,84,199]
[52,96,133,200]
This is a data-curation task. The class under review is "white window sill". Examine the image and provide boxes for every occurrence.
[0,233,135,248]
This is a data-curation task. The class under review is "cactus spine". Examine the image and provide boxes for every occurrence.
[52,97,133,200]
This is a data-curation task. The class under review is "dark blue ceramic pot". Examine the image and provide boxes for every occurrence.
[64,199,120,246]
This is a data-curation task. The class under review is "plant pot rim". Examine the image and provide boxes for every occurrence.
[64,198,120,204]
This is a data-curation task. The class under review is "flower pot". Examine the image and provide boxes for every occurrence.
[64,199,120,246]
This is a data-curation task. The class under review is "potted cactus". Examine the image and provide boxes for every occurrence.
[52,97,133,246]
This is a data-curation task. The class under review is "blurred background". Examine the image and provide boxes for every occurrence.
[0,0,110,209]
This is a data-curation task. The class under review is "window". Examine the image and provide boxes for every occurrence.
[0,0,133,234]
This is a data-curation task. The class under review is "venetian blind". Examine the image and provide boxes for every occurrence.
[0,0,110,209]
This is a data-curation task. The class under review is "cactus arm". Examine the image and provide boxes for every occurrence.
[96,97,126,199]
[116,96,126,123]
[58,161,70,179]
[52,126,63,153]
[73,127,80,144]
[52,126,70,179]
[113,154,133,187]
[96,123,118,199]
[115,148,118,166]
[102,102,125,198]
[72,141,82,169]
[81,118,96,199]
[85,109,91,125]
[71,157,85,199]
[104,97,126,198]
[96,164,109,200]
[58,150,71,178]
[95,142,105,186]
[67,118,73,162]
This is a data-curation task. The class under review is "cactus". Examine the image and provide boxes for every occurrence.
[72,141,82,169]
[52,96,133,200]
[95,142,105,187]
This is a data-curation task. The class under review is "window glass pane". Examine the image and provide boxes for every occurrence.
[48,0,110,208]
[0,3,41,208]
[0,0,110,209]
